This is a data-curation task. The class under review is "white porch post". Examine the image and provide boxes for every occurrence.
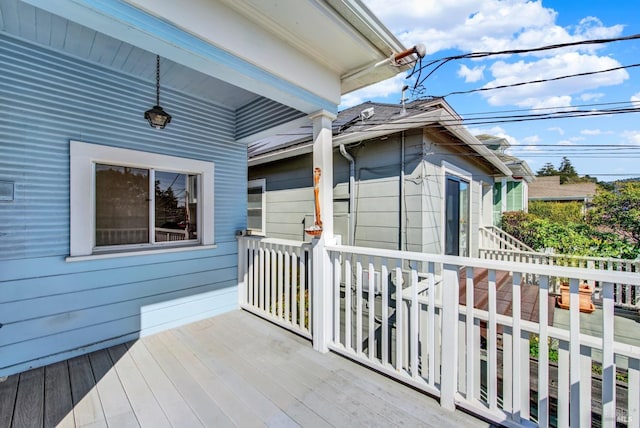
[310,109,337,353]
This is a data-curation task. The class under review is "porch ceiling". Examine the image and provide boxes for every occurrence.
[0,0,259,110]
[7,0,409,116]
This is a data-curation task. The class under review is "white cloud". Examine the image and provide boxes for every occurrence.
[482,53,628,108]
[631,92,640,104]
[557,140,575,146]
[622,130,640,146]
[570,136,586,142]
[581,129,602,135]
[361,1,626,110]
[467,125,518,146]
[547,127,565,135]
[579,92,604,102]
[522,135,540,144]
[523,145,542,153]
[363,0,622,55]
[339,75,406,109]
[457,64,485,83]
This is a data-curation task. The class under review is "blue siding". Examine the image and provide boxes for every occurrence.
[0,34,247,376]
[236,97,306,140]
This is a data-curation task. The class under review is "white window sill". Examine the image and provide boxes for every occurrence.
[65,244,218,263]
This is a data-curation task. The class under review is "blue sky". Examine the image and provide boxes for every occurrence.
[342,0,640,181]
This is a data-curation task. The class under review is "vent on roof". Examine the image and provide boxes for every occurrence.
[360,107,375,120]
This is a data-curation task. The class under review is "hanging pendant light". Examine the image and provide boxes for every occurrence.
[144,55,172,129]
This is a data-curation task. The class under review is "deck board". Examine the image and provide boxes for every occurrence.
[124,340,204,427]
[459,268,555,325]
[89,349,139,428]
[0,370,18,428]
[68,354,107,428]
[1,310,490,427]
[13,367,44,428]
[107,344,172,428]
[44,361,75,428]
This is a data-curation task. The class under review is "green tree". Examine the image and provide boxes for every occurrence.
[558,156,578,184]
[536,162,558,177]
[588,182,640,244]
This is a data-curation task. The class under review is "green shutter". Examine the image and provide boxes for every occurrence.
[506,181,523,211]
[493,182,502,225]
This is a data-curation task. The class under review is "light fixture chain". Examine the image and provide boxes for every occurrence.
[155,55,161,105]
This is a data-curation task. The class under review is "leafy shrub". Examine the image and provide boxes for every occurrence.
[529,200,583,223]
[500,211,640,259]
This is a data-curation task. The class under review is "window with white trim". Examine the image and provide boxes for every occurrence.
[70,141,214,257]
[247,179,266,235]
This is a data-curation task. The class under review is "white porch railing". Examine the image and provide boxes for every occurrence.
[480,248,640,310]
[324,244,640,427]
[238,236,640,426]
[237,236,313,339]
[480,225,537,253]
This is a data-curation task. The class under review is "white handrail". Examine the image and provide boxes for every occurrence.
[480,225,537,253]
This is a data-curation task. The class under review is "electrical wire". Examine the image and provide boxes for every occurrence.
[430,63,640,98]
[407,33,640,89]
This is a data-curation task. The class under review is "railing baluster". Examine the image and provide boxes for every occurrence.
[512,272,523,421]
[427,262,436,387]
[333,251,341,344]
[536,275,550,426]
[356,256,363,355]
[259,246,265,311]
[410,265,418,378]
[569,278,581,427]
[580,345,593,426]
[250,240,257,306]
[381,259,389,366]
[465,266,475,399]
[277,247,284,319]
[487,269,498,411]
[300,246,307,331]
[345,256,352,351]
[601,281,616,426]
[264,244,271,314]
[284,249,291,322]
[557,339,570,427]
[629,357,640,427]
[395,260,403,372]
[368,257,375,360]
[292,250,298,328]
[271,245,277,316]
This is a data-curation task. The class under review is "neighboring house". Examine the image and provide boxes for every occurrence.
[528,176,597,209]
[476,135,535,224]
[0,0,413,377]
[248,98,513,257]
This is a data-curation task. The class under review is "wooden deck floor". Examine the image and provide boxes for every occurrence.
[459,268,555,326]
[0,310,491,428]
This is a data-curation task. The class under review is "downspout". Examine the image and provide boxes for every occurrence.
[399,132,405,251]
[339,144,356,246]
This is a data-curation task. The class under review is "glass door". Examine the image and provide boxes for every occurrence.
[445,177,469,256]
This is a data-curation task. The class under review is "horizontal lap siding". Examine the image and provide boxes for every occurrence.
[0,34,246,376]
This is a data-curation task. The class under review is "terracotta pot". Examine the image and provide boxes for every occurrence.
[557,282,595,313]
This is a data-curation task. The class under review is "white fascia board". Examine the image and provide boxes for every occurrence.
[23,0,339,114]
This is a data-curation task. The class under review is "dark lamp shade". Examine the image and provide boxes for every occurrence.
[144,105,172,129]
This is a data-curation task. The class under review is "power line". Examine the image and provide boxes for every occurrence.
[409,33,640,88]
[430,63,640,98]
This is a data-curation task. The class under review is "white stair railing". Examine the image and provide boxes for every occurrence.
[480,225,537,253]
